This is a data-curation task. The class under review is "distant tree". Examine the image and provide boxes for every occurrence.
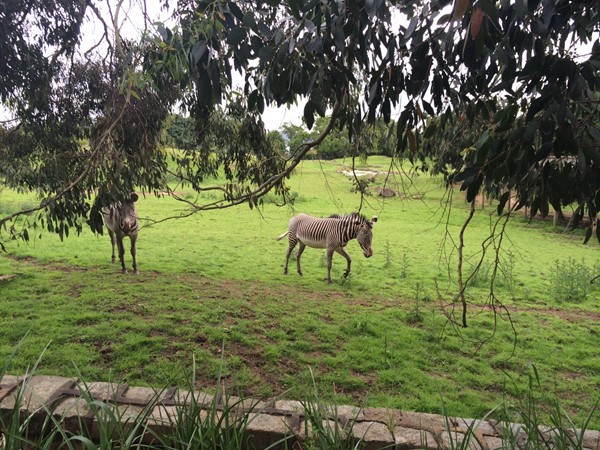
[280,123,313,156]
[311,116,350,159]
[267,130,286,156]
[164,114,197,150]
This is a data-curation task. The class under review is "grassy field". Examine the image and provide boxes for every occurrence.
[1,156,599,428]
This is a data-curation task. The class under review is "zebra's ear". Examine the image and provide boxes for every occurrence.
[371,216,378,224]
[130,193,139,203]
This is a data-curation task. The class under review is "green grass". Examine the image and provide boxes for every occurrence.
[1,156,599,429]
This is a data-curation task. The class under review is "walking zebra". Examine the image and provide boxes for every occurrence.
[102,193,139,274]
[277,213,378,284]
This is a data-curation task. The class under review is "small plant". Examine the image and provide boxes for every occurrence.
[352,315,375,336]
[319,253,327,268]
[399,251,410,278]
[383,334,392,369]
[349,178,372,196]
[383,240,393,269]
[468,260,492,288]
[592,259,600,285]
[440,397,495,450]
[549,257,593,302]
[499,250,517,297]
[499,366,598,450]
[406,282,424,324]
[300,368,366,450]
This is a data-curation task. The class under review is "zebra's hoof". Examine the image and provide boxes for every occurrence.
[326,279,333,285]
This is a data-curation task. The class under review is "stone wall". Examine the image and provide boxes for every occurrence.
[1,375,598,450]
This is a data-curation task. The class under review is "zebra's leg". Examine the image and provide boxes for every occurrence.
[335,247,352,278]
[296,242,306,276]
[130,235,138,274]
[108,229,116,263]
[325,247,335,284]
[284,237,298,275]
[116,237,127,273]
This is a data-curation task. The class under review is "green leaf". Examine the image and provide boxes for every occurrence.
[228,2,244,20]
[454,167,475,183]
[157,23,172,42]
[226,27,246,46]
[304,102,315,129]
[527,0,541,12]
[256,93,264,113]
[407,128,417,154]
[466,176,482,203]
[288,0,301,19]
[403,16,418,43]
[534,142,553,161]
[243,11,257,29]
[259,46,274,65]
[497,191,510,215]
[584,226,592,244]
[382,98,391,123]
[526,96,547,121]
[476,0,499,22]
[422,100,434,115]
[274,29,285,45]
[196,71,212,106]
[475,129,490,150]
[190,41,207,67]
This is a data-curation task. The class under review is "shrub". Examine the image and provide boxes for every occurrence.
[548,258,594,303]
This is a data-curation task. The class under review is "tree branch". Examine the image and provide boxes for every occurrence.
[170,95,345,213]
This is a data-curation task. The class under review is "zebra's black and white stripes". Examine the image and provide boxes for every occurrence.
[277,213,378,284]
[102,193,139,274]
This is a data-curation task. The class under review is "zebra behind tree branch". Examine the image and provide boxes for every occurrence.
[277,213,378,284]
[102,193,139,274]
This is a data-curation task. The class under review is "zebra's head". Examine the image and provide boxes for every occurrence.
[118,193,139,234]
[356,215,378,258]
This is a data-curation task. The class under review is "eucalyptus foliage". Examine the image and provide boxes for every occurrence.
[149,0,599,233]
[1,0,599,246]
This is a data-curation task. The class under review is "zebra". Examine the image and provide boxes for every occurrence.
[277,213,378,284]
[102,193,139,274]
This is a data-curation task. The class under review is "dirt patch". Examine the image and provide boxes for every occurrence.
[490,304,600,324]
[0,274,17,281]
[7,255,90,273]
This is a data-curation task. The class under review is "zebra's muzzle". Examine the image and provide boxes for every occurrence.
[364,248,373,258]
[121,220,137,234]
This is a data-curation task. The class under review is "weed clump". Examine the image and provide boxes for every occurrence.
[548,258,597,303]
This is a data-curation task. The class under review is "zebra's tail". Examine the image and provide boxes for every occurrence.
[276,231,288,241]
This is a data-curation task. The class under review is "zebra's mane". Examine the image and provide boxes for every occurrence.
[328,212,372,226]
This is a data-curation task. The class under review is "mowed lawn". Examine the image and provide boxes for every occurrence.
[1,156,599,428]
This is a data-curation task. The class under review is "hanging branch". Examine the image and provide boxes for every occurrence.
[0,88,133,230]
[456,198,476,327]
[164,95,345,214]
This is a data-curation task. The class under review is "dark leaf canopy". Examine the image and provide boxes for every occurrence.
[1,0,599,242]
